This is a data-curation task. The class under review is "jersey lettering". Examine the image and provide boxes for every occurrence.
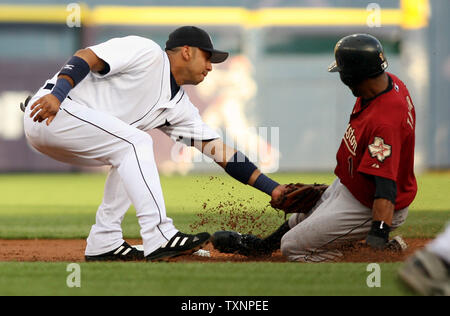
[343,124,358,156]
[347,156,354,178]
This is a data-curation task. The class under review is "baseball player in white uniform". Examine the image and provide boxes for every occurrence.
[22,26,284,261]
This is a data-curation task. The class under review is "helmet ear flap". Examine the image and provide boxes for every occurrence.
[339,72,364,87]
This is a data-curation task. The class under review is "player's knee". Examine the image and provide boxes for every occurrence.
[133,131,153,147]
[288,213,306,227]
[280,233,300,259]
[112,131,154,165]
[23,115,39,141]
[131,132,156,162]
[281,229,318,261]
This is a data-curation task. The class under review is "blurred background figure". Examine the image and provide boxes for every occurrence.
[399,224,450,296]
[197,55,280,173]
[157,54,280,175]
[0,0,448,176]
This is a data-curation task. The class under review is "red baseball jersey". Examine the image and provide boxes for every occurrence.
[335,73,417,210]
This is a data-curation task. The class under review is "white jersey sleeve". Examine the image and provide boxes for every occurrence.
[159,92,220,146]
[87,36,162,77]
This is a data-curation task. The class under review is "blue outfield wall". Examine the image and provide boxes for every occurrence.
[428,0,450,168]
[0,1,448,173]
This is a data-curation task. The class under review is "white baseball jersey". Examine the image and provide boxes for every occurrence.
[47,35,219,144]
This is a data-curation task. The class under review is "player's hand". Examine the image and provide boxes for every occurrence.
[270,185,286,206]
[366,221,391,250]
[29,94,61,126]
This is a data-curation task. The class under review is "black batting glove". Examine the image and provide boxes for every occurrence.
[366,221,391,250]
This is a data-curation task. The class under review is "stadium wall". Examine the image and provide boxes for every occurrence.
[0,1,447,173]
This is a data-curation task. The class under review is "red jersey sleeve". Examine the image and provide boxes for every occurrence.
[357,124,402,181]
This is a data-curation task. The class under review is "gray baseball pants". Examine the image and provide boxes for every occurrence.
[281,178,408,262]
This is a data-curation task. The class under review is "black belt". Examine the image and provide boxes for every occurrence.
[44,83,55,90]
[20,82,71,112]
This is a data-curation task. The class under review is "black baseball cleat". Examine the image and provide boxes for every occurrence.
[146,231,211,262]
[211,231,273,257]
[85,241,145,262]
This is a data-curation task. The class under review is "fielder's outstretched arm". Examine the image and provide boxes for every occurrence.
[196,139,284,201]
[29,49,106,125]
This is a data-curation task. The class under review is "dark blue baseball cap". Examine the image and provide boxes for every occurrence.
[165,26,229,63]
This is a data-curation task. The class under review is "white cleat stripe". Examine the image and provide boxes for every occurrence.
[179,237,188,246]
[114,246,124,255]
[171,237,180,248]
[122,248,132,256]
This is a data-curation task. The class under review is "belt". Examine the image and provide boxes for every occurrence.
[44,83,55,90]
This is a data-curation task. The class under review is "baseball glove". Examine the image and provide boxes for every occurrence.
[270,183,328,214]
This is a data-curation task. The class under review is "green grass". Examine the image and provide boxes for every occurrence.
[0,172,448,239]
[0,262,415,296]
[0,172,448,296]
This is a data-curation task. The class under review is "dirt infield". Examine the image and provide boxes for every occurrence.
[0,238,431,263]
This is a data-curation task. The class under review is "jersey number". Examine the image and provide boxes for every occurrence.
[348,156,354,178]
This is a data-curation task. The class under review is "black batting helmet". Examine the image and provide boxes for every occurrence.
[328,34,388,86]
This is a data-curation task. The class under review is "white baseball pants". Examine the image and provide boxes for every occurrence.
[427,224,450,264]
[281,178,409,262]
[23,93,178,256]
